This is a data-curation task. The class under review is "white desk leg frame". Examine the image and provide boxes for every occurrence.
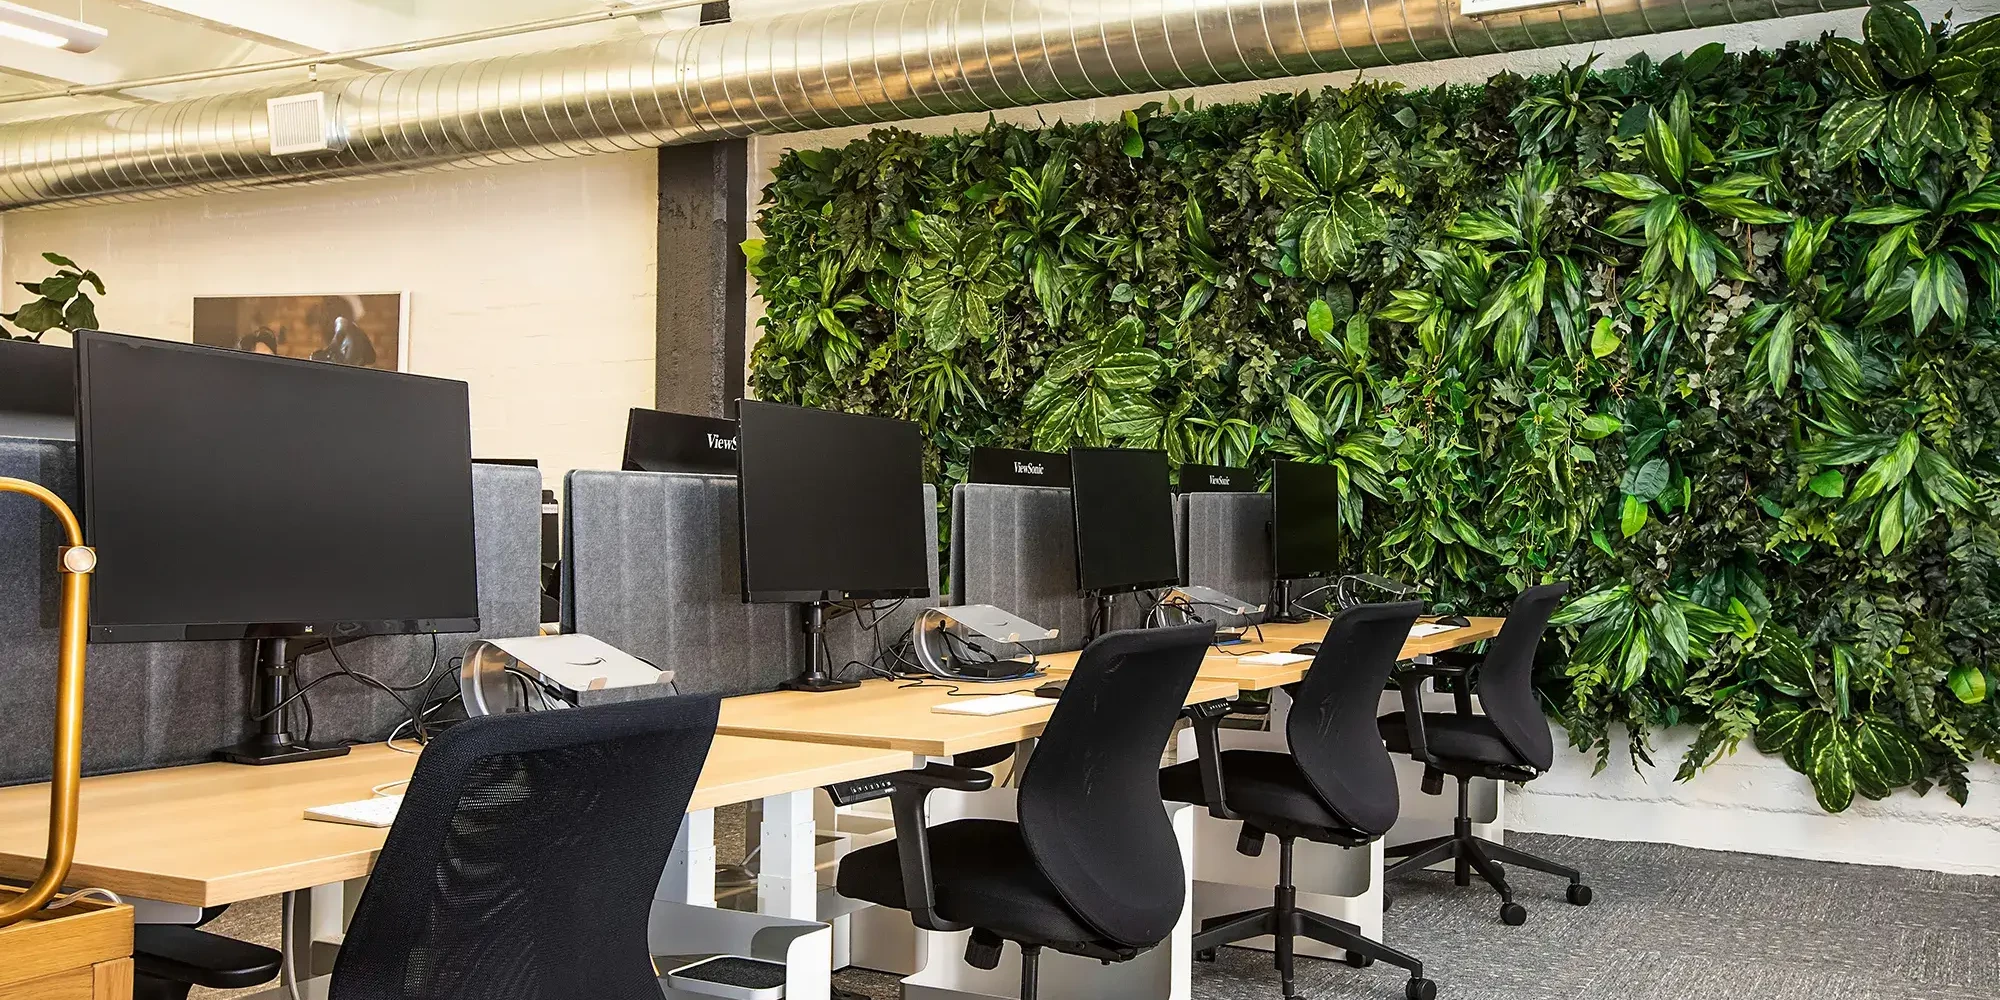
[895,788,1195,1000]
[759,789,818,919]
[660,809,717,907]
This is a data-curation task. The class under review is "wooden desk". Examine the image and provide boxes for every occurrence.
[716,676,1240,757]
[1037,617,1505,692]
[0,736,915,908]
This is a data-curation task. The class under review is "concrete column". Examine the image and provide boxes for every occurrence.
[655,137,747,418]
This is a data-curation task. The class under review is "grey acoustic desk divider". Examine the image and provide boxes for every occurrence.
[1182,491,1277,625]
[0,449,543,786]
[949,483,1088,653]
[562,471,939,695]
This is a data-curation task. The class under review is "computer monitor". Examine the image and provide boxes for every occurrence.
[1179,463,1254,493]
[623,407,738,474]
[0,338,75,440]
[75,330,479,762]
[1272,459,1344,580]
[969,446,1071,487]
[736,399,929,690]
[1069,447,1179,626]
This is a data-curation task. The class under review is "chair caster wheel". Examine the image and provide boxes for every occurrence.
[1344,951,1374,968]
[1194,948,1217,962]
[1406,977,1437,1000]
[1500,901,1528,926]
[1567,883,1593,906]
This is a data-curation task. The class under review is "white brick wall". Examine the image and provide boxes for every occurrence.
[0,151,660,487]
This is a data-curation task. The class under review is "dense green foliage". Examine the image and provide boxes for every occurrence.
[747,5,2000,812]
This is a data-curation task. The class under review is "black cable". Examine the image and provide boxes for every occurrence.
[323,639,428,746]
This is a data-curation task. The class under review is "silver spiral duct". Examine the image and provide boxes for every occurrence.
[0,0,1856,210]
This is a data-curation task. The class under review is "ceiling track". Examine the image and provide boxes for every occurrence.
[0,0,1859,211]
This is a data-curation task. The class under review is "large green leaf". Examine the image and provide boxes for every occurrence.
[1886,86,1939,150]
[1622,457,1671,501]
[1827,35,1887,95]
[1865,1,1937,79]
[1819,97,1888,164]
[1851,430,1920,503]
[1947,663,1989,704]
[1807,719,1856,813]
[1754,706,1816,755]
[1584,172,1670,201]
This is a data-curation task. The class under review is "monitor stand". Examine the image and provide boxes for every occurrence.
[215,636,352,765]
[1086,592,1115,641]
[779,600,859,693]
[1266,579,1327,625]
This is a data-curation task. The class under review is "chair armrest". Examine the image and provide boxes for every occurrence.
[1180,702,1242,821]
[885,764,994,932]
[1396,680,1430,760]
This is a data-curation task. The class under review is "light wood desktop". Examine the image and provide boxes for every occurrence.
[0,736,916,908]
[716,675,1240,757]
[1036,616,1505,692]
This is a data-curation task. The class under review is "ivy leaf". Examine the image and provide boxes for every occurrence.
[1622,457,1671,501]
[1865,1,1937,79]
[1809,470,1847,498]
[1621,494,1649,537]
[1948,663,1989,704]
[1590,317,1622,358]
[1580,413,1622,439]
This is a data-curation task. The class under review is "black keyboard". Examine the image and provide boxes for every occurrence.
[824,776,895,806]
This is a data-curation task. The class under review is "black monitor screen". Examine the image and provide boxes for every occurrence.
[1273,459,1344,580]
[1070,447,1179,594]
[736,400,929,603]
[624,407,739,474]
[76,331,480,642]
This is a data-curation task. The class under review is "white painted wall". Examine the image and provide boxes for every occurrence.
[0,151,659,485]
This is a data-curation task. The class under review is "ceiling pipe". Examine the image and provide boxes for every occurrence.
[0,0,1860,211]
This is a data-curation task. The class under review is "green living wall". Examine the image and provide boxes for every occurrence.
[747,4,2000,813]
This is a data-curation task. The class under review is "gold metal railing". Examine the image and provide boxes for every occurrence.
[0,478,94,928]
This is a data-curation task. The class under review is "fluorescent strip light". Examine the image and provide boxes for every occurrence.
[0,2,107,53]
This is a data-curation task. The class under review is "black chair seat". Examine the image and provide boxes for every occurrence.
[838,819,1107,951]
[1159,750,1369,841]
[133,925,281,989]
[1379,711,1530,771]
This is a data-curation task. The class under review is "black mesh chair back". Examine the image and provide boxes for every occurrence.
[1017,622,1213,949]
[1286,601,1425,838]
[1474,582,1568,771]
[329,695,720,1000]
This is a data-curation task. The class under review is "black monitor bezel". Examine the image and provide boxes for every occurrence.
[1068,445,1182,597]
[735,399,931,605]
[1271,458,1345,582]
[622,407,739,475]
[75,330,482,644]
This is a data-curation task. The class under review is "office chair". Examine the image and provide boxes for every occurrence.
[1377,582,1588,925]
[1160,601,1434,1000]
[132,906,281,1000]
[837,623,1215,1000]
[322,695,716,999]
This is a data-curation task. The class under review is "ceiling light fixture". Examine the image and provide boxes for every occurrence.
[0,2,106,53]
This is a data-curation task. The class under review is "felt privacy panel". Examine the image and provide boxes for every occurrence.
[1182,491,1275,623]
[563,470,938,696]
[0,449,541,786]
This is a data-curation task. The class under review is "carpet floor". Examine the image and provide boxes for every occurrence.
[193,832,2000,999]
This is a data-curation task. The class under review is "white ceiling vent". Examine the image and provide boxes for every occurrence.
[266,93,345,156]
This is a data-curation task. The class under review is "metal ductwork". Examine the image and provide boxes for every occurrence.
[0,0,1858,210]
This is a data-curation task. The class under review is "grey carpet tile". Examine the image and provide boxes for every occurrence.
[190,833,1999,1000]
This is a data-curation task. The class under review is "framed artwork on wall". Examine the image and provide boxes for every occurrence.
[192,292,408,371]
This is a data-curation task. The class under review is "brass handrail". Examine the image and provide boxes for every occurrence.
[0,478,93,928]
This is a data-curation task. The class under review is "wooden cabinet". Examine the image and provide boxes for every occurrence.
[0,889,133,1000]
